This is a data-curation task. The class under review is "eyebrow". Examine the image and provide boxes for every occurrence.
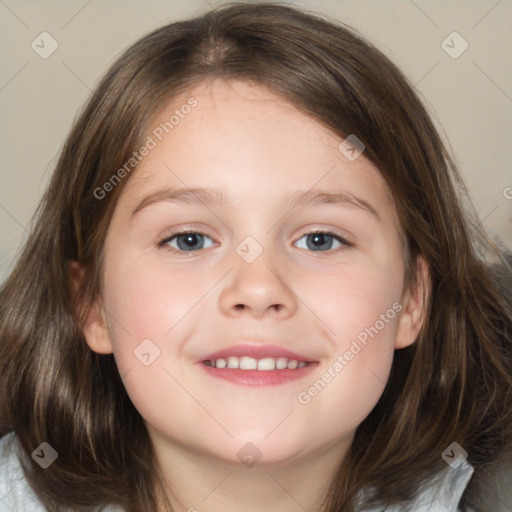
[131,186,380,221]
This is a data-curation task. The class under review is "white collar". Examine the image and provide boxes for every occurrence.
[357,458,474,511]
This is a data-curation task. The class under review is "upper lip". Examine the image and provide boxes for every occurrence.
[199,343,317,363]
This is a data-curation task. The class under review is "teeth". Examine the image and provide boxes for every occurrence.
[227,357,239,369]
[205,356,309,370]
[258,358,276,370]
[276,357,288,370]
[240,356,257,370]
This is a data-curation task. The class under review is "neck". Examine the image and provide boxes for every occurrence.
[148,427,354,512]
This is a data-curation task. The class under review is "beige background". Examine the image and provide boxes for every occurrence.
[0,0,511,508]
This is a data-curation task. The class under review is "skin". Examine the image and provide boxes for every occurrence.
[75,79,429,511]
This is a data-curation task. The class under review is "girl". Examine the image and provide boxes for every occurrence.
[1,2,511,511]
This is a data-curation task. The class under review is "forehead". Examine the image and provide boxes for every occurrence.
[120,79,396,220]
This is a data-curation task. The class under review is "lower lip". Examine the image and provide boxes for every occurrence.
[199,362,318,386]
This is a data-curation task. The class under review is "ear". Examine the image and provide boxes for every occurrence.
[68,261,114,355]
[394,255,430,349]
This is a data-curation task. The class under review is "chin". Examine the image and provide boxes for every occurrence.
[207,435,306,468]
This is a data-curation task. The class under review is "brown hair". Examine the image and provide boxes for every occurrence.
[1,2,511,511]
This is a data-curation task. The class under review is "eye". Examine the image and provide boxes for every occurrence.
[157,229,352,255]
[158,231,215,253]
[294,230,352,252]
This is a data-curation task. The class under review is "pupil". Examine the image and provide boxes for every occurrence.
[309,233,331,250]
[180,233,201,250]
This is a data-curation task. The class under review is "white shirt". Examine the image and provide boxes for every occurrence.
[0,432,474,511]
[0,433,122,512]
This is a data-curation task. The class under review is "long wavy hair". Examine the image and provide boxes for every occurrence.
[1,3,511,511]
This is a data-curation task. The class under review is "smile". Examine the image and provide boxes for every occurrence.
[198,342,319,386]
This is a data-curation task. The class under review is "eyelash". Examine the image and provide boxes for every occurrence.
[157,228,353,256]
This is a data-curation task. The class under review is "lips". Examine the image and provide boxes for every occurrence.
[197,343,319,386]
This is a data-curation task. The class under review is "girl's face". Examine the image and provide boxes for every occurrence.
[83,79,427,468]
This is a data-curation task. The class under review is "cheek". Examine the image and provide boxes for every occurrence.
[101,254,204,366]
[307,253,404,344]
[295,259,403,422]
[105,257,206,340]
[100,257,207,428]
[298,305,399,442]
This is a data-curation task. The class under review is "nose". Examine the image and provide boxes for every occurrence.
[219,251,298,319]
